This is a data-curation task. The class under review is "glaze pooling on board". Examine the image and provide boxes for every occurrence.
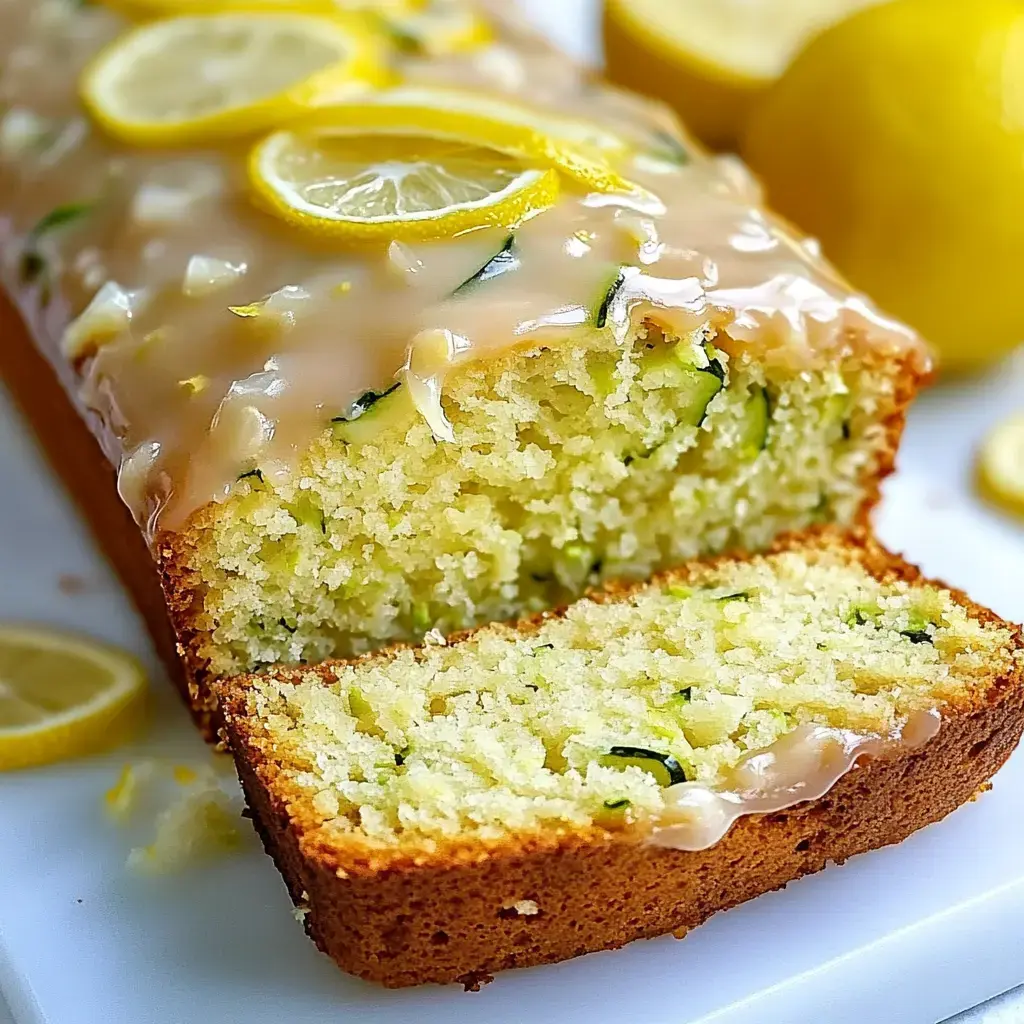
[0,0,927,538]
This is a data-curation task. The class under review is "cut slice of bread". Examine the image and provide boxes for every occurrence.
[219,529,1024,987]
[165,319,923,731]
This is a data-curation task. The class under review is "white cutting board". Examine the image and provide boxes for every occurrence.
[5,361,1024,1024]
[4,4,1024,1022]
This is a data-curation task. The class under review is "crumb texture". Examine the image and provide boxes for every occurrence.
[235,542,1017,850]
[172,324,913,677]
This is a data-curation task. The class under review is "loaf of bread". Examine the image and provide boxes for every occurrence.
[0,1,928,737]
[219,530,1024,987]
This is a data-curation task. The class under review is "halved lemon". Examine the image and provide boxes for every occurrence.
[80,12,389,147]
[978,413,1024,519]
[379,1,493,56]
[249,131,559,241]
[300,85,640,195]
[0,625,147,772]
[603,0,882,151]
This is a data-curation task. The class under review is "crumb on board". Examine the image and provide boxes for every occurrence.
[104,759,244,873]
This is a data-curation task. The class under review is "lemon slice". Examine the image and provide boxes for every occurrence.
[250,131,559,241]
[0,625,147,772]
[103,0,416,14]
[380,1,493,56]
[301,85,640,195]
[603,0,881,150]
[81,13,388,147]
[978,413,1024,518]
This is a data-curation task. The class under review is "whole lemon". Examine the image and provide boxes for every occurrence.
[603,0,882,152]
[742,0,1024,373]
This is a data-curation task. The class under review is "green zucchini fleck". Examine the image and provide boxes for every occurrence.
[452,235,519,295]
[595,269,627,329]
[19,202,94,285]
[332,382,401,424]
[603,797,631,810]
[900,629,934,645]
[648,129,691,167]
[28,203,94,237]
[412,603,432,632]
[277,617,297,634]
[331,382,403,444]
[702,353,726,383]
[736,386,770,458]
[381,22,420,53]
[600,745,689,787]
[846,603,934,644]
[714,591,750,603]
[675,687,693,702]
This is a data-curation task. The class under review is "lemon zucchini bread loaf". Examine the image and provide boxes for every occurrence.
[220,530,1024,987]
[0,0,928,737]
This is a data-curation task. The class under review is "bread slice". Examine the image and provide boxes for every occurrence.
[170,324,924,727]
[219,529,1024,987]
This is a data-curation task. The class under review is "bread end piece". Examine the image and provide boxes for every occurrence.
[220,531,1024,987]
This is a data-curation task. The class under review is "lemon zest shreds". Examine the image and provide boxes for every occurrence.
[228,302,265,318]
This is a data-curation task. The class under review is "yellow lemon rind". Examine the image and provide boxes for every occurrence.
[0,625,147,773]
[294,94,638,195]
[80,12,391,148]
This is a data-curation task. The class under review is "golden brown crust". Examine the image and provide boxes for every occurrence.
[0,294,217,732]
[219,532,1024,987]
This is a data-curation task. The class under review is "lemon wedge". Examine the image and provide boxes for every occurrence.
[249,131,559,241]
[0,625,147,772]
[300,85,639,195]
[80,12,388,147]
[603,0,881,150]
[978,413,1024,518]
[379,1,493,56]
